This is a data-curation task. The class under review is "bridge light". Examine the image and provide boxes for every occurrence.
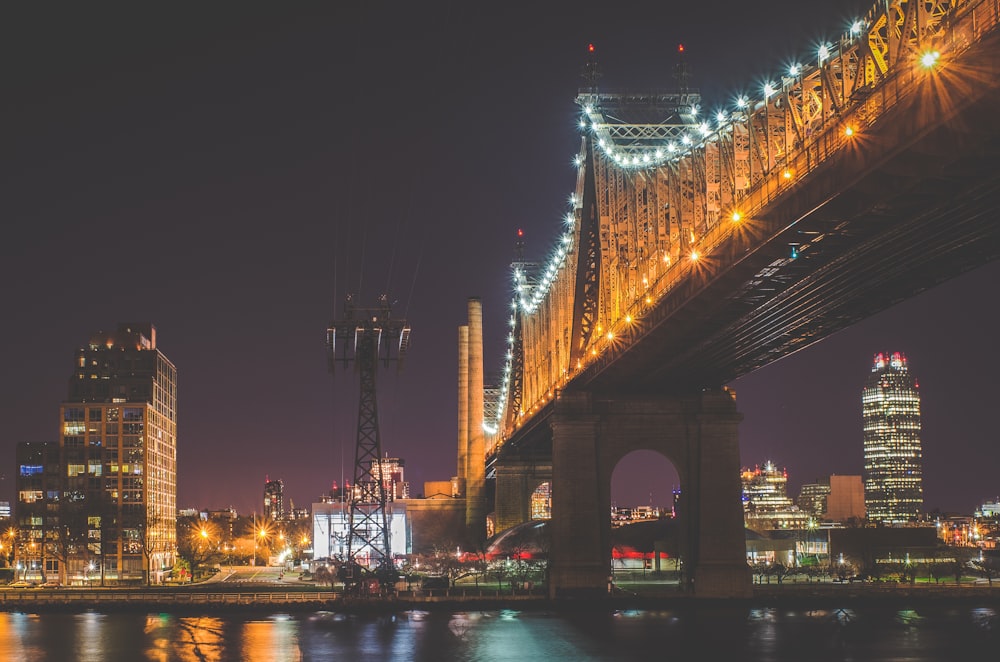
[818,45,830,63]
[731,211,742,222]
[850,20,864,37]
[782,169,792,180]
[690,250,700,261]
[625,315,632,324]
[606,331,614,341]
[645,296,652,304]
[920,50,941,69]
[663,254,671,264]
[788,64,801,77]
[844,126,855,137]
[763,83,775,99]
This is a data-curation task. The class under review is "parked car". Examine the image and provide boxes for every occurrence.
[8,580,35,588]
[39,580,60,588]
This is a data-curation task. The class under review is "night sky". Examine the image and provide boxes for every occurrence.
[4,2,997,518]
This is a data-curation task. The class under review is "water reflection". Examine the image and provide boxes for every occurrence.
[242,615,299,662]
[0,604,995,660]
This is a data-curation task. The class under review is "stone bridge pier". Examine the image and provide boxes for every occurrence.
[548,388,752,599]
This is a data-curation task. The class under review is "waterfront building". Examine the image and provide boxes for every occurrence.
[58,323,177,583]
[264,478,284,521]
[825,475,866,523]
[14,442,60,581]
[862,351,923,524]
[796,481,831,517]
[976,499,1000,518]
[741,461,810,530]
[311,499,409,562]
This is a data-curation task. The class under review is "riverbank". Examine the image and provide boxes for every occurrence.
[0,582,998,614]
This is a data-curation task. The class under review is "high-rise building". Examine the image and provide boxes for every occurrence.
[796,480,831,518]
[368,457,409,501]
[741,460,810,530]
[264,478,284,520]
[862,351,923,524]
[57,323,177,583]
[14,442,60,581]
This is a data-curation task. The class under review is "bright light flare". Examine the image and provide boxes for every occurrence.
[920,50,941,68]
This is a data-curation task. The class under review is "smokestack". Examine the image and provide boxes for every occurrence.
[465,297,487,542]
[456,324,469,496]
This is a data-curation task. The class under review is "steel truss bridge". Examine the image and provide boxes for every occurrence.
[482,0,1000,598]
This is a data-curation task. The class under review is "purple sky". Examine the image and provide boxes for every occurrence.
[4,1,996,518]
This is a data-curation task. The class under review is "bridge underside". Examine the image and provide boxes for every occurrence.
[489,22,1000,601]
[581,30,1000,395]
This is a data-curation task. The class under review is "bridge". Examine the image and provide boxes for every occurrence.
[478,0,1000,598]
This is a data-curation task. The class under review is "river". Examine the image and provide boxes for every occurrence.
[0,601,997,661]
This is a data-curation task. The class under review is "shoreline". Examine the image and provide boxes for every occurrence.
[0,584,997,614]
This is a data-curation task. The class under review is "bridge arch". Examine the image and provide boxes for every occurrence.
[610,449,681,517]
[548,388,751,598]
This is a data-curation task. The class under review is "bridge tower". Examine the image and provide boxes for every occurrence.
[327,293,410,593]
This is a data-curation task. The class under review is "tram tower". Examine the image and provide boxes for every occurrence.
[327,293,410,592]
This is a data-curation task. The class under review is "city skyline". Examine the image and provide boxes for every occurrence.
[4,2,997,518]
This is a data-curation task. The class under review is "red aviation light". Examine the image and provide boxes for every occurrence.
[588,43,595,53]
[678,43,684,53]
[517,228,524,237]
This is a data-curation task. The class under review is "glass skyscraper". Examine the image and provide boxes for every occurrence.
[862,351,923,524]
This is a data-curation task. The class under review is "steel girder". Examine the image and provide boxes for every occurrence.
[491,0,989,447]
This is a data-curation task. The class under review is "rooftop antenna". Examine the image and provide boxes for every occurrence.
[674,43,691,94]
[581,43,602,92]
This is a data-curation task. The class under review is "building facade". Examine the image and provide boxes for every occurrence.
[264,479,284,521]
[862,351,923,524]
[14,442,60,582]
[311,498,410,562]
[825,475,866,523]
[52,323,177,584]
[741,461,810,530]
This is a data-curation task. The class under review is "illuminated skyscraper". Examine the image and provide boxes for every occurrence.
[264,478,284,520]
[862,351,923,524]
[59,323,177,583]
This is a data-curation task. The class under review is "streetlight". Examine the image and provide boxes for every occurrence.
[256,528,269,566]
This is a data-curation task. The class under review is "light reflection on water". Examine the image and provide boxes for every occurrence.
[0,605,994,661]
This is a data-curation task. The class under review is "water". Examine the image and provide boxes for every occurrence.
[0,604,996,661]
